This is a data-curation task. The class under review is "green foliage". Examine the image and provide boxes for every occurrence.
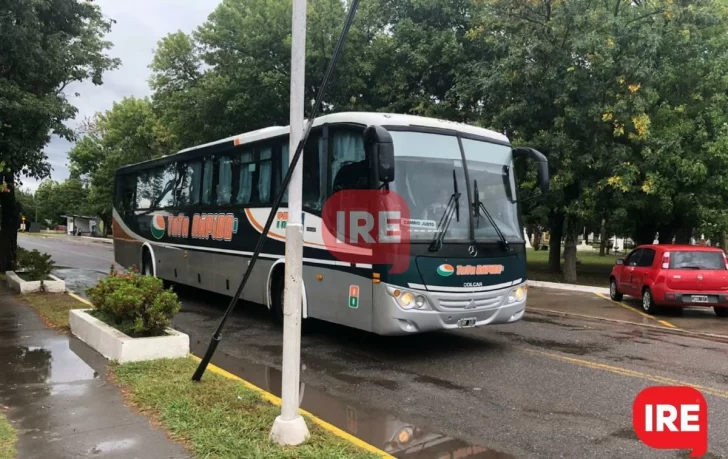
[87,267,181,337]
[15,247,55,282]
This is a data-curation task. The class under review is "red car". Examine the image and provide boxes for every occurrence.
[609,244,728,317]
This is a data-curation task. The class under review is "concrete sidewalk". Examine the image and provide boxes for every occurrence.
[0,289,188,459]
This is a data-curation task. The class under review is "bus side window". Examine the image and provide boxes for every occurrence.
[330,129,367,194]
[136,170,154,209]
[302,133,324,212]
[217,156,233,205]
[278,139,289,203]
[258,147,272,204]
[201,156,214,205]
[157,163,176,208]
[235,151,255,205]
[176,160,202,206]
[117,173,136,216]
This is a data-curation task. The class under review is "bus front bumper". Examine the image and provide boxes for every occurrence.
[372,283,527,335]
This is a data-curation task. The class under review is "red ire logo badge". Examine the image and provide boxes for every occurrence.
[633,386,708,458]
[322,190,411,274]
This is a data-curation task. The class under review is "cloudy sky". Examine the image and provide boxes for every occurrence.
[28,0,221,192]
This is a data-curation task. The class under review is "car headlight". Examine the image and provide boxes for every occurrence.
[399,292,415,308]
[507,286,526,303]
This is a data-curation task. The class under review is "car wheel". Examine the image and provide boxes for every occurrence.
[609,278,623,301]
[641,288,659,315]
[715,307,728,318]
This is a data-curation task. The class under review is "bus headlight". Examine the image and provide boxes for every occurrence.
[399,292,415,308]
[415,295,427,309]
[507,286,526,303]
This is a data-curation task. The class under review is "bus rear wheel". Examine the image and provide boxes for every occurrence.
[142,250,154,277]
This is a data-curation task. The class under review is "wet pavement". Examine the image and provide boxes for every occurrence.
[20,234,728,457]
[528,287,728,336]
[19,234,122,300]
[0,287,188,459]
[177,284,728,458]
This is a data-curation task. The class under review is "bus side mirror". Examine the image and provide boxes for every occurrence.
[364,125,395,184]
[513,147,549,194]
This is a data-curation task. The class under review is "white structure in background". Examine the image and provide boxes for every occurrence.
[62,215,99,236]
[524,229,532,249]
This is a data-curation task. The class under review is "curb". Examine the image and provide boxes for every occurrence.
[526,307,728,342]
[189,355,394,458]
[64,291,393,458]
[527,280,609,295]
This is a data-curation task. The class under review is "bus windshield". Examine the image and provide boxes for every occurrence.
[388,130,522,243]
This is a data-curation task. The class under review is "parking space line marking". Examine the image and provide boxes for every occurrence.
[594,293,678,329]
[522,348,728,399]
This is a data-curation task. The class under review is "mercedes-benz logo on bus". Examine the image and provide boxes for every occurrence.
[468,245,478,257]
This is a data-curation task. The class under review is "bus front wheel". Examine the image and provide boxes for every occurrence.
[270,271,309,332]
[271,274,285,325]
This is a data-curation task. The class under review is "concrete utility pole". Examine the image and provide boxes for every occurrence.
[269,0,309,446]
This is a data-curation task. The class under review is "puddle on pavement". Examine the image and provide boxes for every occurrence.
[192,341,514,458]
[52,268,108,299]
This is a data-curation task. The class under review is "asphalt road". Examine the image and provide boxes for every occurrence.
[18,233,120,297]
[21,234,728,458]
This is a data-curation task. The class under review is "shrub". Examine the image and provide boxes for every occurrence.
[86,266,181,337]
[16,248,55,282]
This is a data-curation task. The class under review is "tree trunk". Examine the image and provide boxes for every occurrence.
[599,219,607,256]
[0,177,19,272]
[563,229,578,283]
[633,224,657,246]
[548,212,564,273]
[675,227,692,245]
[657,226,676,244]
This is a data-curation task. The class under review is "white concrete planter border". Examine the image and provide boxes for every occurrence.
[69,309,189,363]
[6,271,66,293]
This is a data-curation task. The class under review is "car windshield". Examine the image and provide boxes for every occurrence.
[387,130,521,242]
[669,251,725,270]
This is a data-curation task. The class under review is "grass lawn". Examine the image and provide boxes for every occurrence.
[526,249,629,287]
[0,411,16,459]
[19,292,84,332]
[19,292,380,458]
[112,358,379,459]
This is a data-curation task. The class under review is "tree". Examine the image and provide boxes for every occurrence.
[68,98,177,232]
[0,0,119,270]
[462,0,680,282]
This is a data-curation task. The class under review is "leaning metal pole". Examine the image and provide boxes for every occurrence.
[191,0,361,384]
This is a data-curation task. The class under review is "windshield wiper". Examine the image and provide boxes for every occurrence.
[472,179,510,251]
[429,170,461,252]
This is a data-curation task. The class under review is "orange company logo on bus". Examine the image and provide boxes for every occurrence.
[190,213,239,241]
[456,264,504,276]
[166,214,190,238]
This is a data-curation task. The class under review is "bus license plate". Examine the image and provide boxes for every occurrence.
[691,295,709,303]
[457,318,476,328]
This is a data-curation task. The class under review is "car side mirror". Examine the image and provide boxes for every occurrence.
[615,259,624,265]
[364,125,394,184]
[513,147,549,193]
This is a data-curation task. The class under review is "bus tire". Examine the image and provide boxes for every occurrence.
[271,273,285,326]
[270,270,310,332]
[141,249,154,277]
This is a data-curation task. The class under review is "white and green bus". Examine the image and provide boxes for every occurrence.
[112,112,549,335]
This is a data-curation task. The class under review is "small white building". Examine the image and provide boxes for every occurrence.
[62,215,99,236]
